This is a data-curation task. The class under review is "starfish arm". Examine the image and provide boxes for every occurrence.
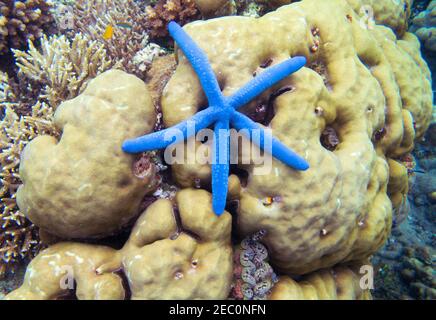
[211,119,230,216]
[122,107,220,153]
[227,57,306,110]
[230,112,310,170]
[168,21,224,106]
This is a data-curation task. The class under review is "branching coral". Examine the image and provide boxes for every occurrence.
[1,33,114,276]
[64,0,167,79]
[144,54,177,131]
[145,0,201,39]
[0,101,57,277]
[194,0,236,18]
[0,0,56,55]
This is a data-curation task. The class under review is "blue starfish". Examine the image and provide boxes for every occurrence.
[122,21,309,216]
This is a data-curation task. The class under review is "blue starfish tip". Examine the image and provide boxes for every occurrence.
[122,140,139,153]
[293,56,307,67]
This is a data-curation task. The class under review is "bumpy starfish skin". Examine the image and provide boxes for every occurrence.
[123,22,309,215]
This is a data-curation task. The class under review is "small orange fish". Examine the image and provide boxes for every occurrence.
[103,25,114,40]
[262,196,273,206]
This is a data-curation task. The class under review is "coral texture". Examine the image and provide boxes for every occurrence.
[195,0,294,18]
[230,230,279,300]
[269,264,372,299]
[343,0,412,37]
[374,238,435,299]
[144,54,177,131]
[5,189,233,300]
[194,0,236,17]
[2,0,434,301]
[145,0,201,39]
[160,0,433,275]
[410,0,436,51]
[1,34,115,276]
[4,243,124,300]
[65,0,166,79]
[255,0,293,11]
[0,101,56,276]
[0,0,55,55]
[15,70,158,239]
[270,1,413,36]
[13,34,113,109]
[371,119,435,300]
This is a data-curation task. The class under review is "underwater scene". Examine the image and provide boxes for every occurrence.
[0,0,434,301]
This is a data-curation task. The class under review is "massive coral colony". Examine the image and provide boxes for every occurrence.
[0,0,434,300]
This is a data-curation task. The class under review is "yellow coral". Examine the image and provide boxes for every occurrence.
[4,242,125,300]
[2,0,434,300]
[5,188,233,300]
[16,70,157,239]
[344,0,412,37]
[270,264,371,300]
[194,0,236,17]
[160,0,432,275]
[0,100,58,276]
[0,0,55,54]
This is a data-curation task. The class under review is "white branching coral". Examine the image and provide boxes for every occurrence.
[0,72,11,103]
[12,33,113,109]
